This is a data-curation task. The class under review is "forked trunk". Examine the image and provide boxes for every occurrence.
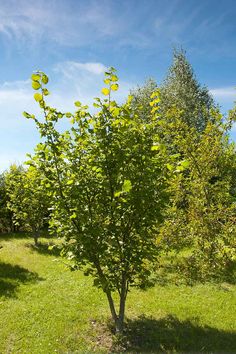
[95,260,127,334]
[106,273,127,334]
[106,291,126,334]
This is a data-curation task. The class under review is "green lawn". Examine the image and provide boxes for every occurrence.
[0,233,236,353]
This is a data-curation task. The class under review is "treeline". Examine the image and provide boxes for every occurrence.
[0,50,235,333]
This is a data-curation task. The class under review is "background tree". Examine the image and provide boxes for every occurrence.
[158,105,236,281]
[130,50,215,133]
[0,172,15,233]
[25,69,173,333]
[5,164,49,245]
[160,49,215,132]
[130,78,157,122]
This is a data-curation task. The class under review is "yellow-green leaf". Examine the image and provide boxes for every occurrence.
[122,179,132,193]
[166,163,174,171]
[34,93,43,102]
[111,75,118,82]
[103,79,110,85]
[42,88,50,96]
[151,145,160,151]
[31,74,41,81]
[101,88,110,96]
[23,111,31,119]
[32,81,41,90]
[42,74,49,84]
[111,84,119,91]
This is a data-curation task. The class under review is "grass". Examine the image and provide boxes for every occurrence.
[0,233,236,353]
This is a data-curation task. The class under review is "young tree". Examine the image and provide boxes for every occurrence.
[5,164,49,245]
[25,69,173,333]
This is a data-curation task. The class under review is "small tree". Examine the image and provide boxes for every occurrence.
[25,69,172,333]
[0,172,14,233]
[5,164,49,245]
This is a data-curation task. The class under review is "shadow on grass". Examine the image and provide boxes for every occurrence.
[117,315,236,353]
[28,242,61,257]
[0,230,56,242]
[0,262,43,298]
[0,231,31,241]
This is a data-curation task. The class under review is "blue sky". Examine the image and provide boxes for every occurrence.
[0,0,236,171]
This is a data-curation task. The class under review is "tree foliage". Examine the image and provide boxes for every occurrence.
[130,78,157,122]
[158,105,236,281]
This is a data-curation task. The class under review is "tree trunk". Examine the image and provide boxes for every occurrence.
[33,229,39,245]
[105,291,118,326]
[116,273,127,333]
[94,258,127,334]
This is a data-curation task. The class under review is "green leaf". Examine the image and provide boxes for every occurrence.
[32,81,41,90]
[31,74,41,81]
[114,191,122,198]
[180,160,190,168]
[23,111,32,119]
[42,74,49,84]
[151,145,160,151]
[42,88,50,96]
[101,88,110,96]
[74,101,81,107]
[111,84,119,91]
[103,79,110,85]
[34,93,43,102]
[122,179,132,193]
[111,75,118,82]
[166,163,174,171]
[175,166,184,172]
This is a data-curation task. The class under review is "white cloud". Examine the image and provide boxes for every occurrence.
[53,60,132,108]
[54,61,107,79]
[0,0,125,47]
[210,87,236,99]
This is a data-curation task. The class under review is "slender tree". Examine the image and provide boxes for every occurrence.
[5,164,49,245]
[25,69,173,333]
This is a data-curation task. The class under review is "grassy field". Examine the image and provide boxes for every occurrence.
[0,233,236,353]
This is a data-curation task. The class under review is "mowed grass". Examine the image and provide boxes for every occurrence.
[0,233,236,353]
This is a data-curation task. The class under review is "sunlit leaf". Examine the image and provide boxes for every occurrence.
[101,88,110,96]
